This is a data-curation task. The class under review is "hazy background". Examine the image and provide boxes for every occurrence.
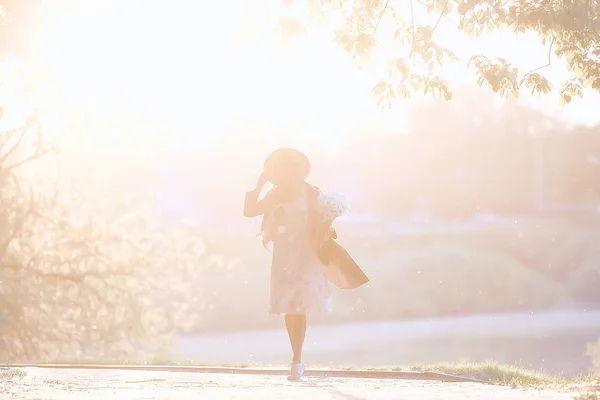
[0,0,599,378]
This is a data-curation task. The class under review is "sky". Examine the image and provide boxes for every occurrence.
[2,0,599,175]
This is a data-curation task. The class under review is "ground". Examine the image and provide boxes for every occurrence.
[0,368,583,400]
[176,310,600,376]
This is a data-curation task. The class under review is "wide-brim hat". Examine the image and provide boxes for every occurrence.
[264,148,310,184]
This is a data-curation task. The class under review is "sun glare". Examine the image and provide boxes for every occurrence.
[8,0,599,159]
[28,1,392,157]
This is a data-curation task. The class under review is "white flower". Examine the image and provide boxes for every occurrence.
[317,190,350,222]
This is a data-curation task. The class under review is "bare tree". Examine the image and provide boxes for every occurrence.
[0,111,207,362]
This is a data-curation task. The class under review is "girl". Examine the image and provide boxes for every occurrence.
[243,148,350,381]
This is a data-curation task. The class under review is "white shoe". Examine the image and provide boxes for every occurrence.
[287,362,306,381]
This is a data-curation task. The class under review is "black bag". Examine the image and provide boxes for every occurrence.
[306,185,369,290]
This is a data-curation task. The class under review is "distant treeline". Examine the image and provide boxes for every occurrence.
[341,127,600,218]
[154,86,600,221]
[321,87,600,218]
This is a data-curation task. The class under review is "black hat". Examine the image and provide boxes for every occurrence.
[264,148,310,185]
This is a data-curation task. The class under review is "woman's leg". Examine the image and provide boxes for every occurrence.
[284,313,307,363]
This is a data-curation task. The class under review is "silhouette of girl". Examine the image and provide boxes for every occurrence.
[243,148,353,380]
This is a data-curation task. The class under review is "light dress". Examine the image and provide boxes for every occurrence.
[265,187,348,315]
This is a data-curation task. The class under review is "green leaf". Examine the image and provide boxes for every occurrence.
[325,0,599,107]
[463,22,475,37]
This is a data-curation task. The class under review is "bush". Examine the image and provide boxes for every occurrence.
[0,116,208,362]
[0,176,209,361]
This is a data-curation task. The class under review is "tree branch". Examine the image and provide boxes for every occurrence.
[371,0,391,36]
[0,128,27,165]
[415,0,458,28]
[470,8,482,26]
[530,36,554,72]
[0,196,37,257]
[0,126,26,154]
[432,0,451,34]
[4,148,55,171]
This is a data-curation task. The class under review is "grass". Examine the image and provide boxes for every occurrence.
[193,217,600,333]
[575,394,600,400]
[0,367,27,385]
[407,361,576,388]
[333,361,597,389]
[6,359,597,390]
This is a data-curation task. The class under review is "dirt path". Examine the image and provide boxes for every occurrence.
[0,368,581,400]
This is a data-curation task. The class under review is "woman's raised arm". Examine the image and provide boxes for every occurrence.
[244,172,271,217]
[244,188,280,217]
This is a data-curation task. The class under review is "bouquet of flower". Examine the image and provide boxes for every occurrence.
[317,190,350,222]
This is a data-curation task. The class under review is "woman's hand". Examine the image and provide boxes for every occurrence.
[314,221,336,248]
[244,172,273,217]
[254,171,268,192]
